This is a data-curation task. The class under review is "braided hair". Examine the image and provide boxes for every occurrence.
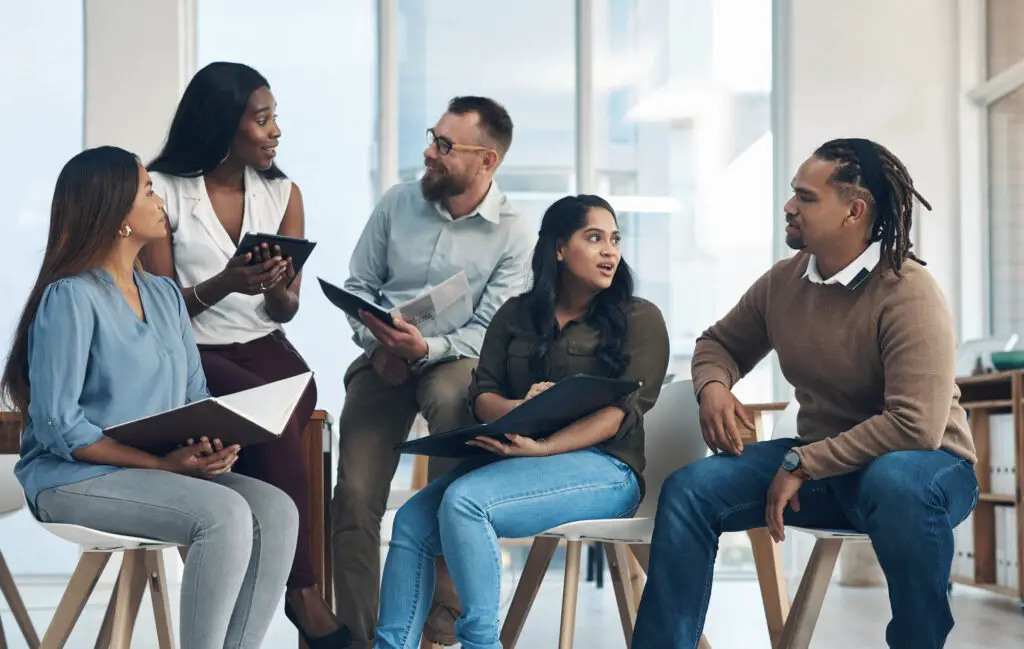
[813,139,931,275]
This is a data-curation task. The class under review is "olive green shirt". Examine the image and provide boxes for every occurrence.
[468,296,670,494]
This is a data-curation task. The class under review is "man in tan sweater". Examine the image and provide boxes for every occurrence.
[632,138,979,649]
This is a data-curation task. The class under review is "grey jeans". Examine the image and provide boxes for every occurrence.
[35,469,298,649]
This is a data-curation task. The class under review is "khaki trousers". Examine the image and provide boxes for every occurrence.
[330,355,476,647]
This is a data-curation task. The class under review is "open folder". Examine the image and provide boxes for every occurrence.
[395,374,641,458]
[104,372,313,454]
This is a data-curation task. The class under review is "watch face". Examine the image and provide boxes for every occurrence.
[782,450,800,471]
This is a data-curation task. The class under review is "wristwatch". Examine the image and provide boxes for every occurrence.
[782,449,810,479]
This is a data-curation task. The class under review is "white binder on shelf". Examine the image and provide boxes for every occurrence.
[989,414,1014,496]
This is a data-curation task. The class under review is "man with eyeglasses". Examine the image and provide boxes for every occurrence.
[331,95,534,648]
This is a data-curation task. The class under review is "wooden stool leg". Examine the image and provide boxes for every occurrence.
[500,537,559,649]
[603,543,637,647]
[145,550,175,649]
[93,578,119,649]
[40,552,111,649]
[108,550,147,649]
[0,551,39,648]
[557,541,583,649]
[776,538,842,649]
[749,528,790,647]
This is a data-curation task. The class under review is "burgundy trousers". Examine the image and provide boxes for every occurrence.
[198,330,318,589]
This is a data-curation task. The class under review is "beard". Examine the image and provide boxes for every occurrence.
[420,163,470,202]
[785,214,805,250]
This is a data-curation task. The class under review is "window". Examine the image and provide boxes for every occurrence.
[397,0,576,229]
[985,0,1024,338]
[592,0,775,403]
[0,1,84,575]
[197,0,377,401]
[988,87,1024,337]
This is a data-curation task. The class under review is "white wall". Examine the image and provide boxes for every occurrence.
[83,0,194,159]
[785,0,962,329]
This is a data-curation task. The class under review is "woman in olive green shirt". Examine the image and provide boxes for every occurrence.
[373,195,669,649]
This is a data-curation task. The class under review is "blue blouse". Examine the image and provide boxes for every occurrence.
[15,269,209,507]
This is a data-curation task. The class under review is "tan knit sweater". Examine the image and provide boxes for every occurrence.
[692,253,976,479]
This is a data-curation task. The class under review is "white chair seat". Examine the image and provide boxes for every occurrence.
[37,522,176,552]
[789,526,870,540]
[540,517,654,544]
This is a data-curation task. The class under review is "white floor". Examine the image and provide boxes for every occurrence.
[2,569,1023,648]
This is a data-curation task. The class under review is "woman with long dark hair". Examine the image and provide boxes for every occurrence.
[142,62,339,646]
[2,146,298,649]
[370,195,670,649]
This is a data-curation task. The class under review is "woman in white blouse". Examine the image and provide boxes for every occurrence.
[144,62,346,649]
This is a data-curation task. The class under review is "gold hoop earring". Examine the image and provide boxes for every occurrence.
[119,223,132,238]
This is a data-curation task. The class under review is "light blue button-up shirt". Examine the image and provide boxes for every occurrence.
[15,269,209,508]
[344,180,536,366]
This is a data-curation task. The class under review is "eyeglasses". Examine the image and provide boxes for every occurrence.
[426,128,493,156]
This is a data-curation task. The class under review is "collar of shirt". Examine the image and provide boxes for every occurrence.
[432,180,503,224]
[802,240,881,290]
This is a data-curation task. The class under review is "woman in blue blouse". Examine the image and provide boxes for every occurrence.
[1,147,301,649]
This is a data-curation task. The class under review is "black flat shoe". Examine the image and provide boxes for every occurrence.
[284,599,353,649]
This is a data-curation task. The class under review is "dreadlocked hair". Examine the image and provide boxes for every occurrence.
[813,139,931,275]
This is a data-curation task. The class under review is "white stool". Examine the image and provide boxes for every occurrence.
[35,523,177,649]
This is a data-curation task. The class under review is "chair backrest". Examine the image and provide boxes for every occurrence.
[638,379,707,518]
[772,399,800,440]
[0,454,25,517]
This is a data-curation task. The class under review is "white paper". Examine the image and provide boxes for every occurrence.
[219,371,312,434]
[390,271,473,338]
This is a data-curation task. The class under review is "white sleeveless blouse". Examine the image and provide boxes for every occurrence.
[150,167,291,346]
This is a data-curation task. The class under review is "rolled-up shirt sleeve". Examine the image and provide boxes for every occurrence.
[612,299,670,440]
[26,281,105,460]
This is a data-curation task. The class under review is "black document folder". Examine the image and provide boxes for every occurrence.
[395,374,641,458]
[317,277,396,328]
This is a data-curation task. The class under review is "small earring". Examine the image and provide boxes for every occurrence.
[119,223,132,238]
[220,148,231,164]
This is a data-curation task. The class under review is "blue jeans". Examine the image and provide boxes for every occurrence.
[375,448,641,649]
[632,439,979,649]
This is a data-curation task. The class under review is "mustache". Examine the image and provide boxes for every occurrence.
[785,212,798,225]
[424,159,446,173]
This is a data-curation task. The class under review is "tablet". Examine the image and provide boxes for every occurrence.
[234,232,317,276]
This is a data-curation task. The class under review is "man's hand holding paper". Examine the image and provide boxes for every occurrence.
[360,311,430,362]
